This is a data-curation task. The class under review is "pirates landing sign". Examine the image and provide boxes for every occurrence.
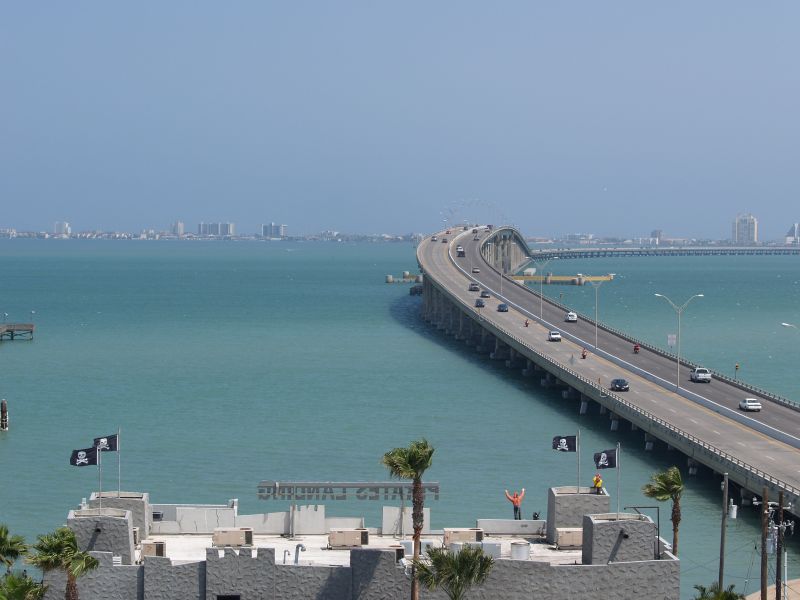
[257,481,440,502]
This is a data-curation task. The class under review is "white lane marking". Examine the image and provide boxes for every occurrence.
[690,419,698,424]
[766,455,775,461]
[712,430,720,435]
[668,408,677,413]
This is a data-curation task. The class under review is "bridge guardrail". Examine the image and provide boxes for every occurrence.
[417,234,800,498]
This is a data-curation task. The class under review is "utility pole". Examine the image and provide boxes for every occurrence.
[719,473,728,590]
[775,491,783,600]
[761,487,769,600]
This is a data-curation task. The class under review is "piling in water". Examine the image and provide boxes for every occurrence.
[1,399,8,431]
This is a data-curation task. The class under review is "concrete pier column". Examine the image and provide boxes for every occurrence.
[609,413,619,431]
[644,434,655,451]
[561,388,579,400]
[598,404,607,415]
[579,399,589,415]
[687,459,698,476]
[522,359,534,376]
[630,423,638,431]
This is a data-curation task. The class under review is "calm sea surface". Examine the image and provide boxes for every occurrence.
[1,239,799,598]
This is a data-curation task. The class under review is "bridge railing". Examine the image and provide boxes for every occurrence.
[418,238,800,498]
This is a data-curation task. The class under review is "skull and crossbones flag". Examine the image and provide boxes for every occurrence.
[593,448,617,469]
[70,446,98,467]
[93,434,118,452]
[551,435,577,452]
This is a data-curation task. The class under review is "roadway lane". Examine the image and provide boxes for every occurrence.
[418,228,800,493]
[458,229,800,441]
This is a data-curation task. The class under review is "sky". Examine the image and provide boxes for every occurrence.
[2,2,799,239]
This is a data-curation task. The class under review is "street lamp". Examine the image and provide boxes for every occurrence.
[587,281,604,350]
[654,292,704,390]
[531,257,558,319]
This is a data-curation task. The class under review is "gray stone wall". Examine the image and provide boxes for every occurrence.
[275,564,352,599]
[43,552,142,600]
[546,487,610,543]
[68,510,135,565]
[582,514,657,565]
[205,546,275,599]
[143,556,205,600]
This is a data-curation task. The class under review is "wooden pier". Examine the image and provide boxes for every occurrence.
[0,323,35,340]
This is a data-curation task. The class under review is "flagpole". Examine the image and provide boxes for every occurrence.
[576,429,581,493]
[118,427,121,497]
[616,442,621,520]
[98,446,103,509]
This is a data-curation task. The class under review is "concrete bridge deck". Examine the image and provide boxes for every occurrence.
[417,226,800,508]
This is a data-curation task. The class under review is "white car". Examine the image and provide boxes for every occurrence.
[472,267,480,274]
[739,398,762,412]
[565,312,578,323]
[690,367,712,383]
[548,331,562,342]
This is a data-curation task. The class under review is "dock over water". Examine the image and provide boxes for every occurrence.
[0,323,34,340]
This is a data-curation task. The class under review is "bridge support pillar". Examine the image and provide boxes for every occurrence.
[630,423,638,432]
[540,373,554,387]
[687,459,698,476]
[454,311,465,340]
[644,434,654,451]
[579,399,589,415]
[505,348,517,368]
[522,359,534,377]
[598,404,607,415]
[490,339,509,360]
[561,388,579,400]
[609,413,619,431]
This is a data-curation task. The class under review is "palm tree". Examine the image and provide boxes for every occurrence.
[414,545,494,600]
[692,582,745,599]
[642,466,684,555]
[27,528,98,600]
[381,438,435,600]
[0,525,27,568]
[0,571,45,600]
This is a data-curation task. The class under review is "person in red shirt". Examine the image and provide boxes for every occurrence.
[505,488,526,520]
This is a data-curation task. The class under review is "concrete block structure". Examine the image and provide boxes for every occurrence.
[43,488,679,600]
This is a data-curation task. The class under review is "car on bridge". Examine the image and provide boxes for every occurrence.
[472,228,478,234]
[480,290,491,298]
[610,378,630,392]
[431,235,438,242]
[472,267,480,273]
[473,236,480,241]
[739,398,762,412]
[475,299,485,308]
[690,367,713,383]
[548,331,562,342]
[565,312,578,323]
[497,303,509,312]
[441,238,448,243]
[468,283,480,292]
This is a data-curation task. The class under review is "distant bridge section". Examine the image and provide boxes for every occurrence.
[528,246,800,261]
[481,227,532,274]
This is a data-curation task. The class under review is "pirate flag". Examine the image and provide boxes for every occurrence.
[70,446,98,467]
[93,434,118,452]
[593,448,617,469]
[551,435,577,452]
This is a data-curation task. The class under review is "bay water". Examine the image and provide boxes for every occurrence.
[0,239,798,598]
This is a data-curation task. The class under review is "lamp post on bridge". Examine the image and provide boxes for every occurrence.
[586,280,604,351]
[654,292,704,391]
[530,257,558,320]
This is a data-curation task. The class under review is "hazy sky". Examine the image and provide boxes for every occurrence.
[2,3,798,239]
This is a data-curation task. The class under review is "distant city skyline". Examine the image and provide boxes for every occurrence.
[2,4,799,239]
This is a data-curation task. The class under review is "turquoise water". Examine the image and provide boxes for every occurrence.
[0,240,798,598]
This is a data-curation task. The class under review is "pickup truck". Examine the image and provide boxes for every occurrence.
[689,367,712,383]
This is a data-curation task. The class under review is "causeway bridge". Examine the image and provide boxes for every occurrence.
[527,246,800,261]
[417,226,800,511]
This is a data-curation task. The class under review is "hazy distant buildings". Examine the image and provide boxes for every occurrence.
[198,222,235,237]
[261,222,287,239]
[732,213,758,244]
[651,229,663,245]
[54,221,71,236]
[786,223,800,245]
[172,221,185,236]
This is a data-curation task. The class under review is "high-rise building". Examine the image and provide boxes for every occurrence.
[198,222,234,237]
[54,221,71,236]
[172,221,185,236]
[786,223,800,245]
[261,222,287,238]
[732,213,758,244]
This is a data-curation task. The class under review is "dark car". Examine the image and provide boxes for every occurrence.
[475,299,485,308]
[610,378,630,392]
[480,290,491,298]
[497,303,509,312]
[468,283,480,292]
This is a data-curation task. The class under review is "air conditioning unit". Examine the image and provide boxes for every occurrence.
[132,527,141,546]
[212,528,254,547]
[141,541,166,557]
[443,528,484,545]
[328,528,369,548]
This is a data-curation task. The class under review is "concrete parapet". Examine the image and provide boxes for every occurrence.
[582,513,658,565]
[546,487,610,544]
[68,508,135,566]
[88,492,152,538]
